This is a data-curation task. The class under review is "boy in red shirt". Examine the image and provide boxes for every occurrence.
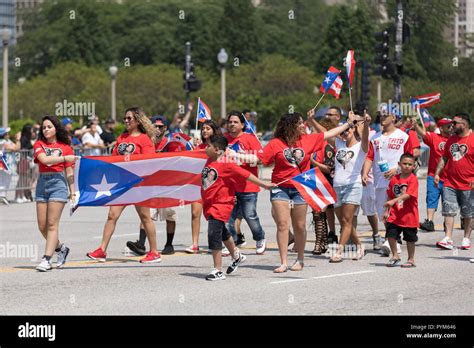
[383,153,419,267]
[202,135,274,281]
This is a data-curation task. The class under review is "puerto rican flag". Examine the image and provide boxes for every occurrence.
[319,66,341,94]
[290,168,336,212]
[0,151,10,173]
[327,76,343,99]
[419,108,435,127]
[345,50,356,87]
[166,132,194,151]
[197,98,212,123]
[410,92,441,109]
[72,151,207,212]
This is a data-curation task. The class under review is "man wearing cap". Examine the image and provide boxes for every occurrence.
[61,118,73,134]
[412,117,453,231]
[362,105,413,256]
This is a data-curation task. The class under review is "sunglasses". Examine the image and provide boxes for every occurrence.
[325,113,338,116]
[451,121,465,125]
[154,125,165,129]
[123,117,134,122]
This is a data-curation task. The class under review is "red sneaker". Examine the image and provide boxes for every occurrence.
[87,247,107,262]
[185,245,200,254]
[140,251,162,263]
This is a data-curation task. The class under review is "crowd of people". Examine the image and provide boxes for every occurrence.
[1,103,472,279]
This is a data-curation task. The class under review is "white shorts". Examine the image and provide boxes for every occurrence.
[375,187,388,221]
[152,208,177,222]
[355,182,376,217]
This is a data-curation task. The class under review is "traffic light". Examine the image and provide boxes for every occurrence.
[360,60,371,105]
[373,28,394,79]
[183,42,201,93]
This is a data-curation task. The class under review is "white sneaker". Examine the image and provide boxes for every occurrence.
[470,259,474,263]
[222,246,230,257]
[205,268,226,281]
[380,240,391,256]
[36,258,52,272]
[256,239,266,255]
[56,244,70,268]
[436,236,454,250]
[461,238,471,250]
[15,197,25,204]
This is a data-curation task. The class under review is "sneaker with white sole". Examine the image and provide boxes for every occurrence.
[56,244,70,268]
[36,258,52,272]
[256,239,266,255]
[380,240,401,256]
[461,238,471,250]
[226,251,246,274]
[205,268,226,281]
[222,246,230,257]
[373,234,382,251]
[436,237,454,250]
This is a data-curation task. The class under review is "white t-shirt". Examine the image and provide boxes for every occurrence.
[333,138,367,187]
[82,132,103,156]
[368,128,411,189]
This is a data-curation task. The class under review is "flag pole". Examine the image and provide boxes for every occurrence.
[246,120,264,148]
[348,87,353,112]
[416,107,426,132]
[195,97,200,134]
[313,94,325,110]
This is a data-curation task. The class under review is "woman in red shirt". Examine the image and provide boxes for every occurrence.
[258,112,357,273]
[34,116,77,272]
[186,120,222,254]
[87,107,161,263]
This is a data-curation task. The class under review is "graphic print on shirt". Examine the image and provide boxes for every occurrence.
[449,143,468,161]
[117,143,136,155]
[393,184,408,196]
[201,167,218,190]
[335,149,354,169]
[43,147,63,157]
[438,142,446,151]
[283,148,305,167]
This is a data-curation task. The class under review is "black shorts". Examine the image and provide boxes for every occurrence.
[386,222,418,243]
[208,217,232,250]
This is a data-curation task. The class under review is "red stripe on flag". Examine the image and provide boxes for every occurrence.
[136,170,201,187]
[134,197,201,208]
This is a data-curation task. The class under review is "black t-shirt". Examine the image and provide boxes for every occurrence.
[100,130,116,146]
[20,137,33,150]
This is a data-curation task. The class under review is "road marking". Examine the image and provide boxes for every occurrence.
[93,233,140,239]
[270,270,375,284]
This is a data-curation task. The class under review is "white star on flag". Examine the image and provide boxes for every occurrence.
[90,174,118,199]
[324,77,331,84]
[303,173,311,181]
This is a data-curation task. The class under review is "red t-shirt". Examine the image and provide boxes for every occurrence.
[401,127,421,149]
[259,133,325,188]
[33,140,74,173]
[201,158,251,222]
[196,143,208,150]
[423,132,448,179]
[226,133,262,193]
[443,132,474,190]
[386,173,419,228]
[112,133,154,155]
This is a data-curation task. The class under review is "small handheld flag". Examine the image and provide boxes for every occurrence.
[319,66,341,94]
[410,92,441,109]
[290,168,337,212]
[0,151,11,173]
[345,50,356,87]
[328,76,343,99]
[196,98,212,123]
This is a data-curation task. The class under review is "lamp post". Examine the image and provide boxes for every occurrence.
[18,77,26,120]
[217,48,228,119]
[2,28,11,128]
[109,66,118,121]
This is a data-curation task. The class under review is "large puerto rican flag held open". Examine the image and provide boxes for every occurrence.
[290,168,336,212]
[72,151,207,212]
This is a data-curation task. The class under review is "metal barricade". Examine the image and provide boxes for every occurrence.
[0,149,38,203]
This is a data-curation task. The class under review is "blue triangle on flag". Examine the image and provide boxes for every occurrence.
[77,157,144,206]
[292,168,317,190]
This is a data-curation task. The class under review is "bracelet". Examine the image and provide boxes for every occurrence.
[347,121,355,129]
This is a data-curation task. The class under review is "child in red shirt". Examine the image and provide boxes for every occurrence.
[383,153,419,267]
[202,135,274,281]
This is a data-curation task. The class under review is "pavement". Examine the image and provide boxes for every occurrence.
[0,175,473,315]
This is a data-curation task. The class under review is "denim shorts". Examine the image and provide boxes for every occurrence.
[426,175,444,210]
[270,187,306,205]
[334,183,362,208]
[442,186,473,218]
[35,173,68,203]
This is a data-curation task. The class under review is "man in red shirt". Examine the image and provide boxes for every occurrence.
[225,111,267,255]
[434,113,473,251]
[202,135,273,281]
[412,117,453,231]
[383,153,419,267]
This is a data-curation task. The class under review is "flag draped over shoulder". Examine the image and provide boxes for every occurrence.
[290,168,336,212]
[73,151,208,211]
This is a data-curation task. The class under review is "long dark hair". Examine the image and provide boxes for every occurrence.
[201,120,222,141]
[274,113,303,146]
[38,115,71,145]
[20,124,33,142]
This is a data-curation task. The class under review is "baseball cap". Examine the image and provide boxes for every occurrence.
[437,118,452,127]
[151,115,168,126]
[0,127,11,137]
[61,117,73,126]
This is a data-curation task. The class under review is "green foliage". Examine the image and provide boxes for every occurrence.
[7,119,36,138]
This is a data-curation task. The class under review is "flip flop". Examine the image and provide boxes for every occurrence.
[401,261,416,268]
[386,258,401,267]
[273,264,288,273]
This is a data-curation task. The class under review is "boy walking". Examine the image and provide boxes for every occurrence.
[383,153,419,267]
[202,135,274,280]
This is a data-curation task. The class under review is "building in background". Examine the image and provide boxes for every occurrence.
[0,0,15,45]
[15,0,43,40]
[444,0,474,58]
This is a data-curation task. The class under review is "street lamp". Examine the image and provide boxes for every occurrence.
[2,28,11,128]
[109,65,118,121]
[217,48,228,119]
[18,77,26,120]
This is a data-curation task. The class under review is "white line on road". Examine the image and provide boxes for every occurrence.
[270,270,375,284]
